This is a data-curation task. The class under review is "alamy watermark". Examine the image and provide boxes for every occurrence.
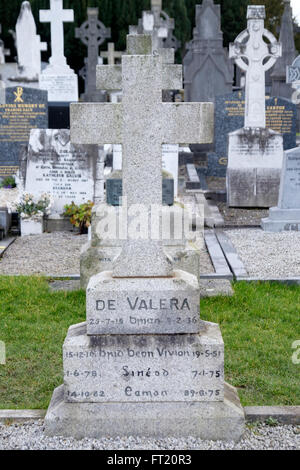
[291,340,300,365]
[0,341,5,365]
[95,199,204,244]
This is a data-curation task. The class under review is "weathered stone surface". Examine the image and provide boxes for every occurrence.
[44,382,244,440]
[271,0,297,100]
[80,242,201,290]
[183,0,233,103]
[86,270,201,335]
[25,129,97,217]
[63,321,224,402]
[212,91,297,177]
[0,86,48,178]
[262,147,300,231]
[227,127,283,208]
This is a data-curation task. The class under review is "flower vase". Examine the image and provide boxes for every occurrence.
[21,217,44,236]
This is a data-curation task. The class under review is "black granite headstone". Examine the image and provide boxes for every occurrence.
[0,86,48,177]
[107,177,174,206]
[210,90,297,177]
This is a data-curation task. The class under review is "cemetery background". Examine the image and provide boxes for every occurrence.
[0,0,299,450]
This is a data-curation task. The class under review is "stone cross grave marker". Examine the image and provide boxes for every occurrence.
[40,0,73,71]
[227,6,284,208]
[39,0,78,102]
[71,35,213,278]
[101,43,123,65]
[131,0,179,52]
[76,8,110,102]
[229,5,281,128]
[44,35,245,441]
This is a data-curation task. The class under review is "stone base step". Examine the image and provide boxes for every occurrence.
[44,383,245,442]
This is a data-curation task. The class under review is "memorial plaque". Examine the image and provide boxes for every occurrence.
[25,129,97,217]
[39,74,78,103]
[0,86,48,177]
[63,323,224,403]
[213,91,297,176]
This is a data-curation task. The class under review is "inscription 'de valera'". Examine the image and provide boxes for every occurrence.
[96,297,190,311]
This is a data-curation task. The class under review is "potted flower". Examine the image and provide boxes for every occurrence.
[63,201,94,235]
[14,193,52,236]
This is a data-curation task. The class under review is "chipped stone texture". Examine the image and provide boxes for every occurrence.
[45,382,244,441]
[71,35,213,277]
[15,1,47,80]
[229,5,281,128]
[227,128,283,207]
[262,147,300,231]
[86,270,201,335]
[25,129,97,217]
[63,321,224,402]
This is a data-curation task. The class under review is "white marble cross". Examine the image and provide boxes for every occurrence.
[40,0,74,70]
[70,35,213,277]
[101,43,123,65]
[229,6,281,128]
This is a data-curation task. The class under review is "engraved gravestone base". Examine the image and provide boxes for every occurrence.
[44,322,245,441]
[227,128,283,207]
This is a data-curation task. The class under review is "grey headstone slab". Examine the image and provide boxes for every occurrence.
[183,1,233,103]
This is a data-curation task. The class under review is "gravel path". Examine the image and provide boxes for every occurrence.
[0,232,87,276]
[0,421,298,450]
[217,203,269,227]
[226,228,300,278]
[0,232,214,276]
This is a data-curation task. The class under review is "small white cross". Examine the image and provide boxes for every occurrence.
[40,0,74,69]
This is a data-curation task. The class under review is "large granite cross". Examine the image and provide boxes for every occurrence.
[229,6,281,128]
[40,0,74,70]
[71,35,213,277]
[76,8,110,101]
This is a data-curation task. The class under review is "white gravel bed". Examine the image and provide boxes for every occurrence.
[0,232,88,276]
[0,232,213,276]
[0,421,298,450]
[226,229,300,278]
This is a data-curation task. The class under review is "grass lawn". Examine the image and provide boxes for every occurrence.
[0,277,299,409]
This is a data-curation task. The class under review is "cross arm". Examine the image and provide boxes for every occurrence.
[96,65,122,90]
[162,102,214,145]
[70,103,123,144]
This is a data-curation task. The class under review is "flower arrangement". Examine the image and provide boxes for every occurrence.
[63,201,94,234]
[13,193,53,220]
[0,176,16,189]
